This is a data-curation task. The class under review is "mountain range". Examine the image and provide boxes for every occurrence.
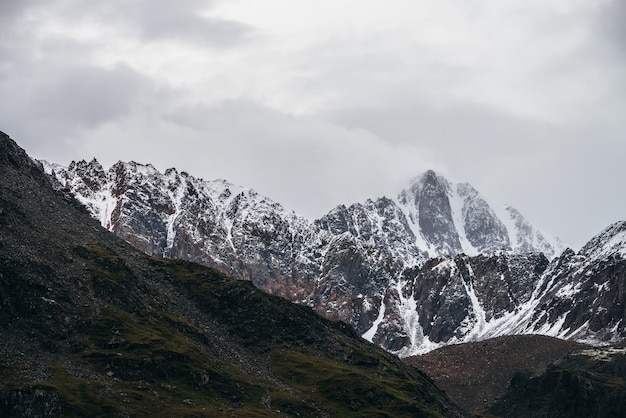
[4,129,626,416]
[0,131,468,416]
[42,157,626,356]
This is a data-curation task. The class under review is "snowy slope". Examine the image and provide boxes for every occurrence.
[383,222,626,355]
[517,221,626,344]
[395,170,564,259]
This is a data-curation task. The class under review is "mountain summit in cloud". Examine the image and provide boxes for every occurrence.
[385,169,562,258]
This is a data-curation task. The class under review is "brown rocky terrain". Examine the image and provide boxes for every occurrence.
[405,334,588,413]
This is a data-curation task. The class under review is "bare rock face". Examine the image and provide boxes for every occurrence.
[43,159,626,356]
[457,182,510,252]
[408,170,463,255]
[358,252,551,356]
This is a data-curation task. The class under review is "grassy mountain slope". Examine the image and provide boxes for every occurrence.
[0,130,466,417]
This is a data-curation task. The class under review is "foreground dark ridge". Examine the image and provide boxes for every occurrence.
[0,131,467,416]
[407,334,626,417]
[486,343,626,417]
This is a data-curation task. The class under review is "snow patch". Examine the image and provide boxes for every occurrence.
[362,295,386,343]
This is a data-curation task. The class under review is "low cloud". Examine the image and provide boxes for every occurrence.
[52,0,254,48]
[0,60,166,160]
[596,0,626,56]
[0,0,624,249]
[62,100,435,219]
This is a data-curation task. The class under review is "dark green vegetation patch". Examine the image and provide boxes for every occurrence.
[271,349,445,417]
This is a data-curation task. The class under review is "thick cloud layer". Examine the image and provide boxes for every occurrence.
[1,0,624,248]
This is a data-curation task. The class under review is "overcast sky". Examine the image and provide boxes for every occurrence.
[1,0,624,249]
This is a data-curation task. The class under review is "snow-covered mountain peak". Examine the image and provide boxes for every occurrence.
[407,169,451,190]
[394,170,564,259]
[400,171,449,209]
[109,160,165,184]
[579,221,626,260]
[67,157,104,174]
[44,159,312,263]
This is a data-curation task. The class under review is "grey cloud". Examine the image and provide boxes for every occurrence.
[136,1,253,46]
[28,64,148,126]
[58,0,254,47]
[596,0,626,56]
[327,101,562,159]
[0,4,168,145]
[0,61,164,159]
[0,0,37,23]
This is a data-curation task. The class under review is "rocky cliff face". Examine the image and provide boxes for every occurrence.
[512,221,626,343]
[43,159,626,356]
[358,252,551,356]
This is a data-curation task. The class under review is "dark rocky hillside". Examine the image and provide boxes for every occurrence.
[407,334,626,417]
[486,343,626,418]
[406,335,588,413]
[0,131,468,416]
